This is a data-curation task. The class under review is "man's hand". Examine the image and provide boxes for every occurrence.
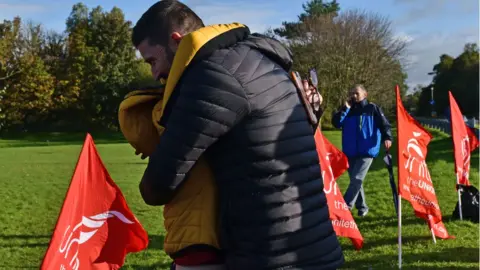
[345,100,351,108]
[135,150,147,160]
[139,169,174,206]
[384,140,392,150]
[303,80,322,111]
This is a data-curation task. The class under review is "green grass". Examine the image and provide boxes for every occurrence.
[0,130,478,269]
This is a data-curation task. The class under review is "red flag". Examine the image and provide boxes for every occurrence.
[41,134,149,270]
[449,91,479,187]
[396,86,454,239]
[314,129,364,250]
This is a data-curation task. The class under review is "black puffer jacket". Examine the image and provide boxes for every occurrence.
[146,26,344,269]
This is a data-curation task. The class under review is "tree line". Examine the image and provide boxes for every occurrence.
[269,0,408,127]
[0,3,154,132]
[406,43,478,118]
[0,0,474,133]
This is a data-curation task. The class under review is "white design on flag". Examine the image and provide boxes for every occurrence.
[404,132,431,182]
[458,135,471,180]
[322,153,338,195]
[403,131,435,198]
[58,211,134,270]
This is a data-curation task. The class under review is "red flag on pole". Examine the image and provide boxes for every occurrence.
[396,86,454,240]
[449,91,479,187]
[314,129,364,250]
[41,134,149,270]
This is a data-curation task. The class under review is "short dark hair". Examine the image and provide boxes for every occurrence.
[132,0,204,47]
[351,84,367,92]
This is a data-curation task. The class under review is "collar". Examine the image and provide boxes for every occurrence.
[354,99,368,108]
[159,23,250,120]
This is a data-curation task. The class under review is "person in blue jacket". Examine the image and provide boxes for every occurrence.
[332,84,393,217]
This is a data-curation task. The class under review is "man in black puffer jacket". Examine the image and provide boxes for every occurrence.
[133,1,344,269]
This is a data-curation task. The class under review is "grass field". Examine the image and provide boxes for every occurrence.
[0,129,478,269]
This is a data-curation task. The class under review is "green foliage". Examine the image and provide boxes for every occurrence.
[270,4,408,126]
[5,1,473,133]
[0,3,152,132]
[61,4,138,130]
[404,85,423,114]
[274,0,340,38]
[417,43,479,117]
[0,18,56,130]
[0,17,23,86]
[130,61,159,89]
[1,56,55,127]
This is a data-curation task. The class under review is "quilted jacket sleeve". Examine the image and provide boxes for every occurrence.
[142,60,250,202]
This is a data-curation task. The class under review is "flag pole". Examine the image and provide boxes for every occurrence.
[398,197,402,269]
[395,84,402,269]
[430,227,437,244]
[428,215,437,244]
[448,92,464,221]
[456,176,463,220]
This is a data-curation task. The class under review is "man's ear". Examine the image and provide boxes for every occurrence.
[171,32,183,44]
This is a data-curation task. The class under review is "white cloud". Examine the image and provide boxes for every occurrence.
[394,32,414,44]
[393,0,477,26]
[391,0,479,90]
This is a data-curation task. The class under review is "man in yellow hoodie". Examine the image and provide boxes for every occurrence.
[131,1,344,269]
[119,85,222,269]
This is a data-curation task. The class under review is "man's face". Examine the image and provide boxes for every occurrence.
[137,39,176,81]
[349,87,367,103]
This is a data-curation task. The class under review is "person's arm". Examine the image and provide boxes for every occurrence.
[373,105,393,143]
[303,80,324,129]
[332,104,350,128]
[139,61,250,206]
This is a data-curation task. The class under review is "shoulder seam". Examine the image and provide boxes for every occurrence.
[202,59,252,114]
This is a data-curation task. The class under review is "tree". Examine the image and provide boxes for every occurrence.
[40,30,66,74]
[0,2,412,132]
[0,19,55,131]
[418,43,479,117]
[0,17,24,83]
[61,3,139,130]
[0,3,151,132]
[130,61,158,89]
[273,0,340,39]
[86,6,138,128]
[270,6,408,127]
[404,85,423,114]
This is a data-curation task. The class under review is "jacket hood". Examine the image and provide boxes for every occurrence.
[242,33,293,72]
[118,87,164,156]
[160,23,249,121]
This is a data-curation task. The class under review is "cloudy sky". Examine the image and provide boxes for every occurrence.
[1,0,478,89]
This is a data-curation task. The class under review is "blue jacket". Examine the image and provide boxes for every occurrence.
[332,99,392,158]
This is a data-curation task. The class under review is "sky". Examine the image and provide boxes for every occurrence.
[1,0,478,89]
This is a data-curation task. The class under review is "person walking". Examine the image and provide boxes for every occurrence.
[332,84,393,217]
